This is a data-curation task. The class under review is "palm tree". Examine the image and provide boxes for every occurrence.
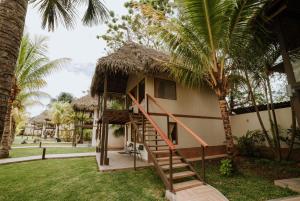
[50,101,73,139]
[155,0,267,155]
[0,0,108,139]
[0,35,68,158]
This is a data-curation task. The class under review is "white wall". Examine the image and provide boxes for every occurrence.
[230,107,294,138]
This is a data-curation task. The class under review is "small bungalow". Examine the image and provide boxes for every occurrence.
[90,43,226,192]
[26,110,55,138]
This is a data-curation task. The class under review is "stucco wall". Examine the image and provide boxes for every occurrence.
[230,107,294,138]
[125,74,226,157]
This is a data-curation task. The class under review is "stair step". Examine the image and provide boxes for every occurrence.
[173,180,203,192]
[166,171,196,180]
[161,163,188,170]
[145,139,165,142]
[152,150,170,154]
[148,145,168,147]
[158,159,182,166]
[156,156,182,161]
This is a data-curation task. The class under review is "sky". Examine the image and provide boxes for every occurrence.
[25,0,127,117]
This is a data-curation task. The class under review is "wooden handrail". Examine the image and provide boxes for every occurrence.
[127,93,175,150]
[147,94,208,147]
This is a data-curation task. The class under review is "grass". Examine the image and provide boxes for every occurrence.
[0,158,166,201]
[9,147,95,158]
[0,155,299,201]
[200,163,300,201]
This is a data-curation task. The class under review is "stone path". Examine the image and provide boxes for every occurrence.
[275,178,300,193]
[0,152,96,165]
[166,185,228,201]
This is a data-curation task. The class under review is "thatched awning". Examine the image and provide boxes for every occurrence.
[90,43,169,97]
[30,110,51,123]
[71,94,98,112]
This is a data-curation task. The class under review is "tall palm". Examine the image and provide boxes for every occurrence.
[155,0,267,155]
[0,35,68,158]
[0,0,108,138]
[50,101,73,139]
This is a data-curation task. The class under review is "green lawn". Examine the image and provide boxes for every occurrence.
[0,158,166,201]
[9,147,95,158]
[203,160,299,201]
[0,157,298,201]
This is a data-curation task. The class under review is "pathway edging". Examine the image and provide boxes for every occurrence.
[0,152,96,165]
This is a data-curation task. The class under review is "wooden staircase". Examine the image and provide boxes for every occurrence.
[130,114,205,192]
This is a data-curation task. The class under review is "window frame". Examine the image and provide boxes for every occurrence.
[154,78,177,100]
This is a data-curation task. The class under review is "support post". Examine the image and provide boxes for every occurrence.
[169,149,173,192]
[104,123,109,165]
[39,142,42,148]
[142,115,145,143]
[42,148,46,160]
[100,122,106,165]
[276,20,300,127]
[201,146,206,184]
[134,126,137,170]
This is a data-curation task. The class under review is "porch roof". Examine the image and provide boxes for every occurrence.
[90,43,169,97]
[71,94,98,112]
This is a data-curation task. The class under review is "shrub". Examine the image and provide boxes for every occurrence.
[83,129,92,141]
[220,159,233,177]
[235,130,265,157]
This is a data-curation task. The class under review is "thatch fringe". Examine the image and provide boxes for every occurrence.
[71,95,98,112]
[90,42,169,96]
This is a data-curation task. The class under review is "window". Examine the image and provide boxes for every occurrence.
[154,78,176,100]
[138,79,145,103]
[168,122,178,144]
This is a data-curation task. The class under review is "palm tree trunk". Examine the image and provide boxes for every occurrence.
[266,74,282,160]
[218,97,235,156]
[0,93,13,158]
[0,1,28,138]
[244,70,275,153]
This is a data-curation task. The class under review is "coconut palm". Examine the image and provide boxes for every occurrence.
[50,101,73,139]
[0,35,68,158]
[0,0,108,138]
[155,0,268,155]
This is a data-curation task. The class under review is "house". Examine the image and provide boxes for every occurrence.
[71,94,124,149]
[26,110,55,137]
[90,43,227,192]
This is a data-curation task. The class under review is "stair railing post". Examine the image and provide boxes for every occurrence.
[169,149,173,192]
[201,145,206,184]
[142,115,145,143]
[134,126,137,171]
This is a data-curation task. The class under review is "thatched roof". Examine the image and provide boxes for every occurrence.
[71,94,98,111]
[90,43,170,96]
[30,110,51,123]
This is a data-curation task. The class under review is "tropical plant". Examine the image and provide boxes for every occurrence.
[219,159,233,177]
[50,101,74,139]
[0,35,67,158]
[154,0,268,155]
[51,92,74,103]
[0,0,108,140]
[110,100,125,137]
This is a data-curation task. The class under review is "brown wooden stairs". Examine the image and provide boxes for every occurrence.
[128,93,209,193]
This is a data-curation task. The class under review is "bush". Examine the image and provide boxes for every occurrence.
[83,129,92,141]
[235,130,265,157]
[220,159,233,177]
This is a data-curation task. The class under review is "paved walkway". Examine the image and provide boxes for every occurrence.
[0,152,96,165]
[96,151,151,171]
[166,185,228,201]
[275,178,300,193]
